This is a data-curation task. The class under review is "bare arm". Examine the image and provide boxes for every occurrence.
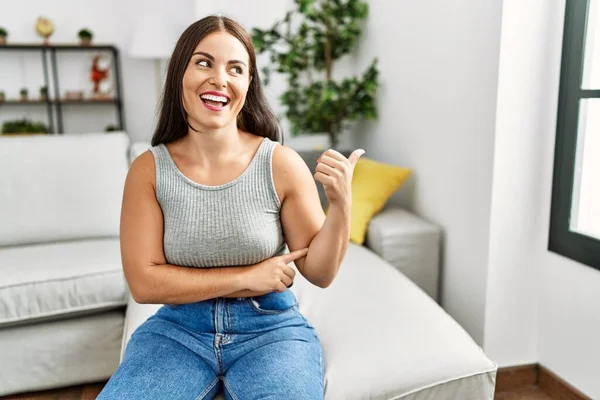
[274,146,362,288]
[120,151,301,304]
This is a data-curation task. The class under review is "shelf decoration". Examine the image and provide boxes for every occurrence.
[0,27,7,45]
[90,55,112,99]
[2,118,49,135]
[20,88,28,102]
[78,29,93,46]
[0,42,124,133]
[40,86,48,101]
[35,17,55,45]
[65,90,84,100]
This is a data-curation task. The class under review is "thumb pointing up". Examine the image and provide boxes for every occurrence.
[348,149,366,166]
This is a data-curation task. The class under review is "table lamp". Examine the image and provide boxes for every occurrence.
[129,13,179,98]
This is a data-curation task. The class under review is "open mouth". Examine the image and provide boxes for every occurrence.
[200,93,230,109]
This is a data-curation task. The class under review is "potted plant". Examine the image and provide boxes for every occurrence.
[78,28,93,46]
[1,118,49,135]
[20,88,28,102]
[39,85,48,101]
[252,0,379,149]
[0,27,7,45]
[0,91,5,102]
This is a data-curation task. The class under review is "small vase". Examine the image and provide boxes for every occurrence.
[80,38,92,46]
[20,94,28,102]
[0,93,5,102]
[0,36,6,45]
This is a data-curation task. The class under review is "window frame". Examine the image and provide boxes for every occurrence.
[549,0,600,270]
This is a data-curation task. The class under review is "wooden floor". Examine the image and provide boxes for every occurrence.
[495,387,556,400]
[0,382,105,400]
[1,382,557,400]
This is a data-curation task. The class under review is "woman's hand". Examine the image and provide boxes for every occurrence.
[314,149,365,207]
[242,248,308,293]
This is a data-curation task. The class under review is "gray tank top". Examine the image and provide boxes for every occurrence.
[149,137,286,268]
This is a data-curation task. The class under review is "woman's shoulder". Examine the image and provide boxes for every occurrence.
[271,144,315,198]
[272,143,307,173]
[127,150,157,189]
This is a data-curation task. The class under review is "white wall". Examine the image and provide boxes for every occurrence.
[351,0,504,344]
[482,0,552,367]
[484,1,600,397]
[533,3,600,396]
[0,0,195,142]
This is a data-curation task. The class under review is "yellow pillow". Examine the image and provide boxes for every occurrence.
[349,157,411,244]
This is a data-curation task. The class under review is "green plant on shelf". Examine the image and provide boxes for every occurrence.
[78,28,93,45]
[0,91,5,102]
[20,88,28,101]
[2,118,49,134]
[40,85,48,100]
[104,125,120,132]
[0,27,7,45]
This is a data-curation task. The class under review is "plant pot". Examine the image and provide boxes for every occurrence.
[2,132,48,136]
[0,93,5,102]
[79,37,92,46]
[287,133,331,151]
[40,94,48,101]
[20,94,28,102]
[0,36,6,45]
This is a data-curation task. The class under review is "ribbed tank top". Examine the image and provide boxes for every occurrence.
[149,137,286,268]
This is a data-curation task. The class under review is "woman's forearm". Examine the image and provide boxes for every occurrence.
[131,263,251,304]
[301,203,351,288]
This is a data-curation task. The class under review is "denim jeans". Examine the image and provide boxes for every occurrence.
[98,290,324,399]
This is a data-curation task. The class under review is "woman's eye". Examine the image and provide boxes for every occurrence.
[231,66,243,74]
[197,60,209,67]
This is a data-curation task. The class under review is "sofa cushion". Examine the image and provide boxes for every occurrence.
[0,132,130,247]
[0,238,128,328]
[120,243,496,399]
[291,243,497,399]
[349,157,411,244]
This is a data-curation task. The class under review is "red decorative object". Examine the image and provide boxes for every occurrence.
[90,55,109,96]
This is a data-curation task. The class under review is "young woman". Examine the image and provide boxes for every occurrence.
[98,15,363,400]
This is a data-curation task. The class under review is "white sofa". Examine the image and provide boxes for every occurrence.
[0,133,131,395]
[0,132,497,399]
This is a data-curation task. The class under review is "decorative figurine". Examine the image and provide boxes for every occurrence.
[90,55,111,98]
[65,90,84,100]
[36,17,54,45]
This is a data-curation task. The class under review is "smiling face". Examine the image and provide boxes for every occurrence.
[182,31,251,131]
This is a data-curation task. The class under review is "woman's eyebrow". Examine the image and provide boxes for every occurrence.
[192,51,247,67]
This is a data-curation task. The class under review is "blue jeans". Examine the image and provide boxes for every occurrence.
[98,290,324,399]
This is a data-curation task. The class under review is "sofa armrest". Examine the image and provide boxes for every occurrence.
[365,207,442,301]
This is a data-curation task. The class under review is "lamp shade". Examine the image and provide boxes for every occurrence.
[129,13,179,59]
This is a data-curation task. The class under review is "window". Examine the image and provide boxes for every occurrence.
[550,0,600,270]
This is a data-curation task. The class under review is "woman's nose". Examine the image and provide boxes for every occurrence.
[209,68,227,88]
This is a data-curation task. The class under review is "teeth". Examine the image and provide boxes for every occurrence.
[200,94,228,103]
